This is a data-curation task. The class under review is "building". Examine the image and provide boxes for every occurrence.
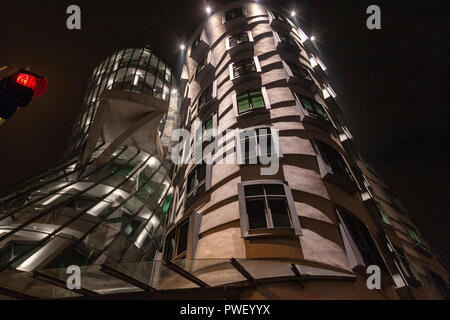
[167,1,449,300]
[0,46,179,298]
[0,1,448,300]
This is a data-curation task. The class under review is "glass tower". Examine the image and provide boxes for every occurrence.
[0,46,178,277]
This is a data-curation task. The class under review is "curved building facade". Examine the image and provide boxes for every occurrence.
[0,46,178,292]
[168,1,449,300]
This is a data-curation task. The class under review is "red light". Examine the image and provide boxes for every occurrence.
[14,72,48,97]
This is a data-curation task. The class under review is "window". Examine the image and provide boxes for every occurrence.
[228,32,250,48]
[237,89,265,114]
[376,201,391,225]
[198,85,213,112]
[195,115,215,143]
[0,242,42,269]
[315,140,352,178]
[393,246,420,286]
[195,56,208,77]
[224,7,244,22]
[165,220,189,260]
[337,209,385,272]
[236,127,281,165]
[238,181,301,237]
[278,33,300,52]
[46,248,90,269]
[185,163,212,206]
[192,32,202,50]
[287,62,314,83]
[272,11,288,23]
[427,270,449,300]
[404,223,430,255]
[233,58,257,78]
[296,94,329,121]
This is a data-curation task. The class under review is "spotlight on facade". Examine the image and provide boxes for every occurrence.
[206,6,211,14]
[291,10,296,17]
[311,36,316,41]
[180,44,185,50]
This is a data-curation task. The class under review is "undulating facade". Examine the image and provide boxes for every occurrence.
[168,1,449,300]
[0,1,448,300]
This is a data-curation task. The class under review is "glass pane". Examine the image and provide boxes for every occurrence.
[250,91,264,109]
[177,222,189,257]
[265,184,285,195]
[187,171,196,193]
[301,98,315,114]
[314,102,328,120]
[246,199,267,229]
[166,232,176,259]
[244,185,264,196]
[197,164,206,182]
[269,198,291,228]
[237,94,250,113]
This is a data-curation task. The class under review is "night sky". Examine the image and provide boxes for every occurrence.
[0,0,448,267]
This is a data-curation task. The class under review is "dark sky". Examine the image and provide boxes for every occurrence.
[0,0,449,266]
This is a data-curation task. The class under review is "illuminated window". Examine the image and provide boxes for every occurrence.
[237,90,265,113]
[296,94,329,121]
[376,201,391,225]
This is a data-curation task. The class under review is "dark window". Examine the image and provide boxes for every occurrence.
[192,33,202,50]
[393,246,419,284]
[237,90,265,114]
[0,242,42,269]
[165,220,189,260]
[428,270,449,300]
[339,211,385,268]
[278,33,300,51]
[296,94,329,121]
[272,11,288,23]
[288,62,314,82]
[238,127,275,164]
[316,140,352,177]
[225,7,244,22]
[198,85,213,111]
[229,32,250,48]
[195,56,208,77]
[186,163,207,201]
[404,224,430,254]
[46,248,90,269]
[64,196,99,211]
[233,58,257,78]
[243,183,292,230]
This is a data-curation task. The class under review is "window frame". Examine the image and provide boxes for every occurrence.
[336,208,386,274]
[164,213,202,260]
[197,80,218,115]
[232,87,271,117]
[311,138,359,194]
[403,222,431,256]
[235,125,282,165]
[238,180,302,238]
[225,31,254,51]
[222,7,247,24]
[184,162,213,209]
[229,56,262,82]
